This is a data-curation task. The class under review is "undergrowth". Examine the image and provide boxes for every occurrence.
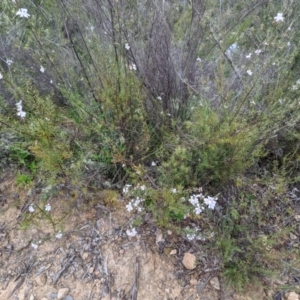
[0,0,300,292]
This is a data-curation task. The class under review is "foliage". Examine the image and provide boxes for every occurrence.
[0,0,300,293]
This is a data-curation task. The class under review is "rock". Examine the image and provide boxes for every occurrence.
[182,252,196,270]
[36,273,47,286]
[210,277,220,290]
[290,233,297,240]
[285,292,299,300]
[63,296,73,300]
[29,295,35,300]
[82,252,89,260]
[190,278,198,285]
[170,249,177,255]
[57,288,70,300]
[172,287,181,298]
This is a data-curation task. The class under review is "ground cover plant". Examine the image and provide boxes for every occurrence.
[1,0,300,293]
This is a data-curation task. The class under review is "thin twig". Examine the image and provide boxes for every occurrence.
[53,255,76,285]
[131,257,139,300]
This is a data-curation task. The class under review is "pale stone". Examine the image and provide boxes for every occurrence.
[35,273,47,286]
[172,287,181,298]
[82,252,89,260]
[210,276,220,290]
[170,249,177,255]
[29,295,35,300]
[190,278,198,285]
[57,288,70,300]
[182,252,196,270]
[285,291,299,300]
[290,233,297,240]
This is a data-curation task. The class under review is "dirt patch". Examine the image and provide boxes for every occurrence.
[0,175,298,300]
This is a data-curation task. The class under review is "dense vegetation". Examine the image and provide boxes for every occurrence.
[1,0,300,291]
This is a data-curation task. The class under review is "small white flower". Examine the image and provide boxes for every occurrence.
[288,26,292,31]
[90,26,95,31]
[186,233,196,241]
[126,202,133,212]
[203,196,217,210]
[56,231,63,239]
[0,73,3,80]
[274,12,284,23]
[292,85,298,90]
[194,206,203,215]
[31,243,38,249]
[45,203,51,211]
[125,43,130,50]
[17,111,26,118]
[287,42,291,47]
[296,79,300,85]
[126,228,137,237]
[28,205,34,213]
[40,66,45,73]
[6,60,13,66]
[246,53,252,59]
[157,96,162,101]
[254,49,262,55]
[140,185,146,191]
[129,64,137,71]
[246,70,253,76]
[16,8,30,18]
[171,188,177,194]
[123,184,132,194]
[196,57,201,62]
[151,161,157,166]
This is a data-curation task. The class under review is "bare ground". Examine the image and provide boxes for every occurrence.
[0,175,298,300]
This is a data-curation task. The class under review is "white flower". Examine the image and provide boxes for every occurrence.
[0,73,3,80]
[126,202,133,212]
[246,70,253,76]
[129,64,137,71]
[123,184,131,194]
[31,243,38,249]
[125,43,130,50]
[126,228,137,237]
[186,233,196,241]
[157,96,162,101]
[171,188,177,194]
[151,161,157,166]
[45,203,51,211]
[40,66,45,73]
[196,57,201,62]
[50,80,53,84]
[140,185,146,191]
[287,42,291,47]
[28,205,34,213]
[254,49,262,55]
[56,231,63,239]
[90,26,95,31]
[292,85,298,91]
[6,60,13,66]
[203,196,217,210]
[16,100,26,118]
[16,8,30,18]
[194,206,204,215]
[296,79,300,85]
[246,53,252,59]
[17,111,26,118]
[274,13,284,23]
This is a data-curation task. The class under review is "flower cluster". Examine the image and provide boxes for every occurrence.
[126,197,144,212]
[185,227,204,241]
[126,228,137,237]
[189,192,218,215]
[16,101,26,118]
